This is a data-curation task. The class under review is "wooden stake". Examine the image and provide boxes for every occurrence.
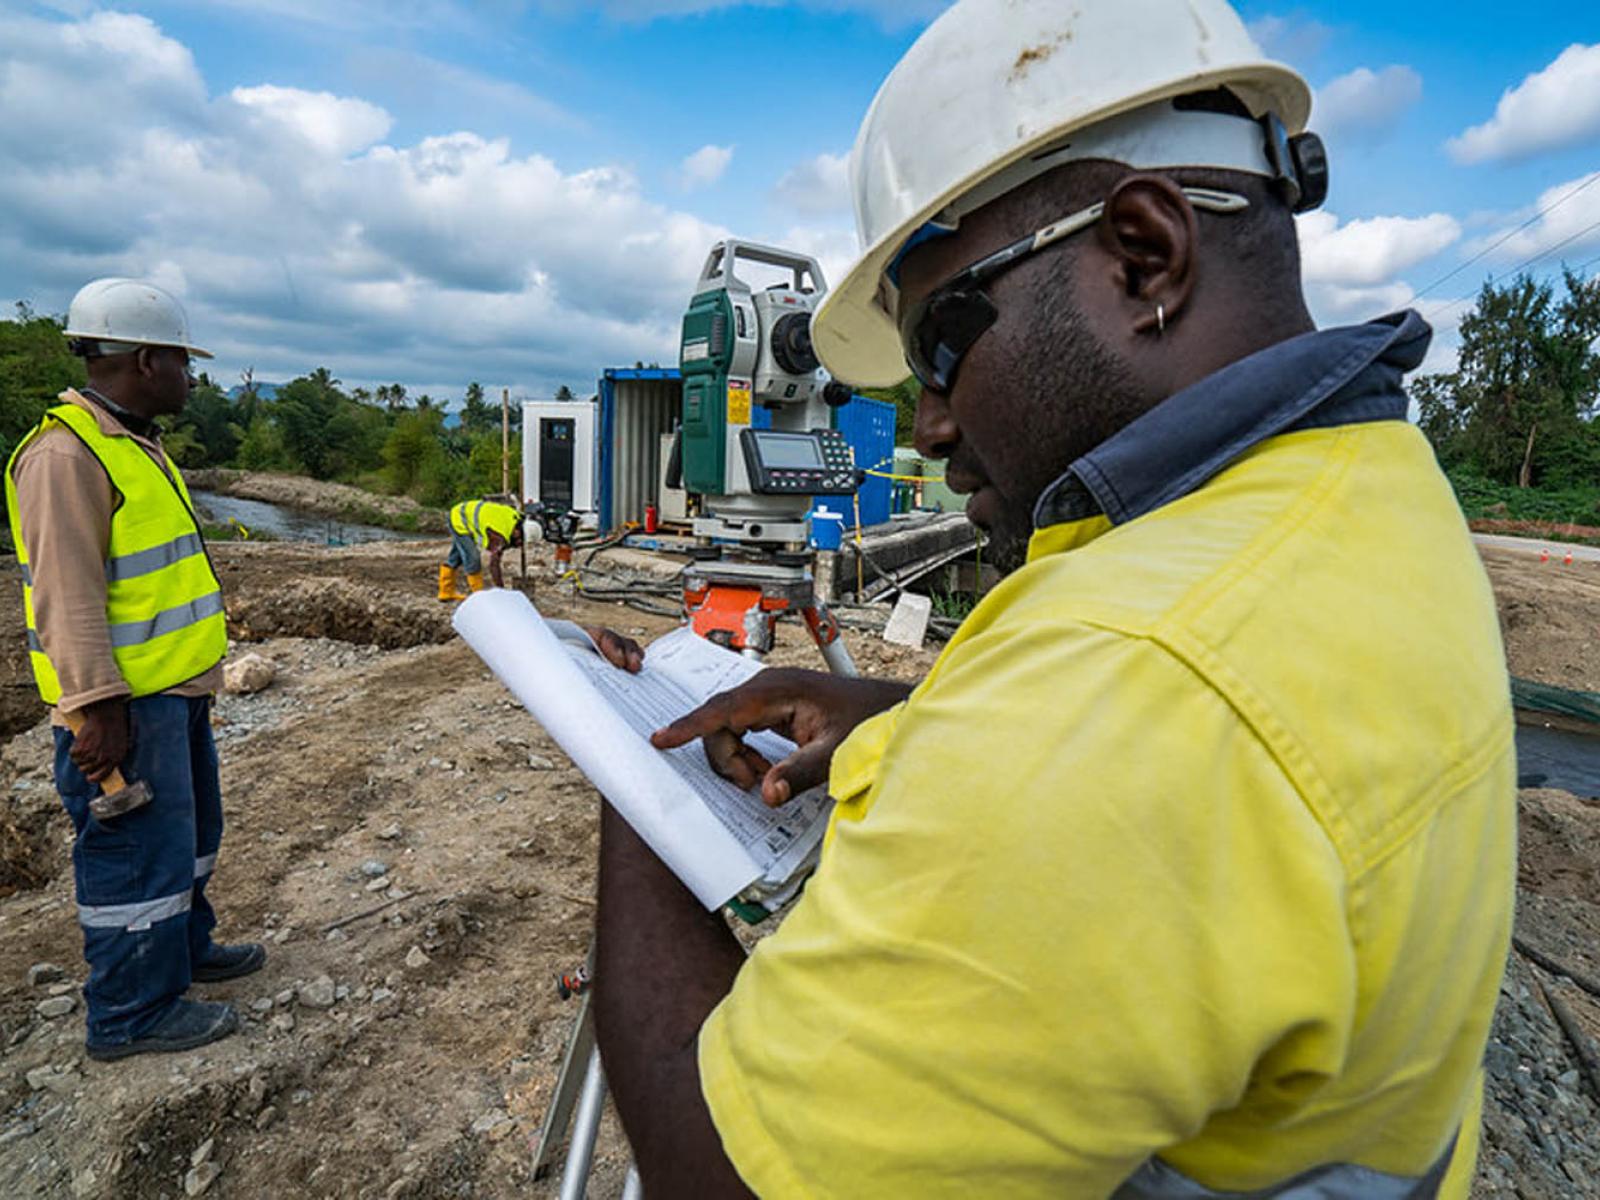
[502,386,511,497]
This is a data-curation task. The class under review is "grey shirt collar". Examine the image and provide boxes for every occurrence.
[1033,310,1432,529]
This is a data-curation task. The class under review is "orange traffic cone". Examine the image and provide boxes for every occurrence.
[1541,549,1550,563]
[1564,549,1574,566]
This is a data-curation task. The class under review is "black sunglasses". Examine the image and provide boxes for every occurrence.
[898,187,1250,394]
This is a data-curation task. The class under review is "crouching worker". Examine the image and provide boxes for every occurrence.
[6,278,264,1062]
[440,497,524,600]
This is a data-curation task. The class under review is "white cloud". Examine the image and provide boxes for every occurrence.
[1466,171,1600,264]
[679,143,734,190]
[1297,210,1461,287]
[1314,65,1421,138]
[0,9,760,393]
[1447,43,1600,165]
[772,151,851,217]
[229,85,393,158]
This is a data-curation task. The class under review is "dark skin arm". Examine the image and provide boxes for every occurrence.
[68,695,131,785]
[594,668,912,1192]
[486,530,509,589]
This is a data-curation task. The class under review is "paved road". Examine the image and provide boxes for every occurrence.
[1473,532,1600,565]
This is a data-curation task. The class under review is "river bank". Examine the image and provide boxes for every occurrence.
[184,470,450,536]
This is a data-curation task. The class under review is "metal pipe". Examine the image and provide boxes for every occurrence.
[558,1048,607,1200]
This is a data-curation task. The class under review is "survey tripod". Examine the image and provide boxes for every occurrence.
[532,546,856,1195]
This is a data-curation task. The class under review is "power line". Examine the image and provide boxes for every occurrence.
[1424,214,1600,324]
[1411,172,1600,303]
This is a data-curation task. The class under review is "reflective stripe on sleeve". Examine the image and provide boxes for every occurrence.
[105,533,205,582]
[77,889,192,932]
[106,591,224,649]
[195,853,217,879]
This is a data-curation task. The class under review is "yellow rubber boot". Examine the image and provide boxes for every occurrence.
[437,565,466,602]
[466,572,486,593]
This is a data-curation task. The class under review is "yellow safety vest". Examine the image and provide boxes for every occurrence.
[449,499,520,549]
[5,402,227,705]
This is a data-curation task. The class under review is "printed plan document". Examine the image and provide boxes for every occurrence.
[453,589,831,910]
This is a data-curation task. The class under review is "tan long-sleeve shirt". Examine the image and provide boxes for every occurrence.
[11,389,223,718]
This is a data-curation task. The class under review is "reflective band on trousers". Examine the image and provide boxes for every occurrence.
[105,532,205,582]
[106,591,224,649]
[78,889,192,932]
[195,853,217,879]
[1112,1134,1457,1200]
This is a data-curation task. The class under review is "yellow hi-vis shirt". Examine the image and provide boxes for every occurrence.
[698,420,1515,1197]
[450,499,520,549]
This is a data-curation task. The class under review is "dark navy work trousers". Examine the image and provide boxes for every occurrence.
[53,694,223,1045]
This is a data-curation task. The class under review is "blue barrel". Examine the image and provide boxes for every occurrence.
[833,396,896,528]
[809,507,846,551]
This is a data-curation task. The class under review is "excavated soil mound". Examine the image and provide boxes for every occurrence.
[228,579,455,649]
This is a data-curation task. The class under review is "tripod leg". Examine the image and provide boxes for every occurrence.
[802,603,859,678]
[559,1047,607,1200]
[622,1166,644,1200]
[532,990,597,1180]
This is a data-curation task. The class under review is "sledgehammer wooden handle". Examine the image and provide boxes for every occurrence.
[60,709,131,793]
[61,709,151,819]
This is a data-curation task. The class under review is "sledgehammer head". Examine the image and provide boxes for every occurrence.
[88,773,154,822]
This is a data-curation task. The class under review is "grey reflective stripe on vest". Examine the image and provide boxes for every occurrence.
[1112,1133,1456,1200]
[78,888,192,932]
[105,532,205,583]
[471,499,487,539]
[27,629,44,654]
[106,590,224,649]
[195,853,217,879]
[18,562,30,586]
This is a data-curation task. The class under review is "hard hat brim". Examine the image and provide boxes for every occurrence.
[813,61,1310,389]
[61,329,214,360]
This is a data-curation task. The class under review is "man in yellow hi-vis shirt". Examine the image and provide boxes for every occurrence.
[584,0,1516,1195]
[7,279,263,1062]
[439,497,523,599]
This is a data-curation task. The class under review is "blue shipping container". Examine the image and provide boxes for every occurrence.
[832,395,896,529]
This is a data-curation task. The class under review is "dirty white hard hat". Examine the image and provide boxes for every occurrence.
[64,278,213,359]
[812,0,1314,388]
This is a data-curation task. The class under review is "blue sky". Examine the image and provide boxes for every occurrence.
[2,0,1598,400]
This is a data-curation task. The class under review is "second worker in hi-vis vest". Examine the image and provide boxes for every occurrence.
[4,278,264,1062]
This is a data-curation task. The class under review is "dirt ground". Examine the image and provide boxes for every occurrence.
[0,536,1597,1197]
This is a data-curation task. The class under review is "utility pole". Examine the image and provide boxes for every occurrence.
[502,387,511,497]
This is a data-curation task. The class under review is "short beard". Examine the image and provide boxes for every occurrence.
[983,268,1146,575]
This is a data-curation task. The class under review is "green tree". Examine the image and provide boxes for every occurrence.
[460,382,497,435]
[167,374,240,467]
[554,384,576,402]
[1414,270,1600,489]
[0,303,85,470]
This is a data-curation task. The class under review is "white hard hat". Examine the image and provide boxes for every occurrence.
[64,278,213,359]
[812,0,1314,387]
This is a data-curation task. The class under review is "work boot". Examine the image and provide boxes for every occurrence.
[466,572,486,593]
[192,941,267,983]
[85,998,239,1062]
[437,564,465,602]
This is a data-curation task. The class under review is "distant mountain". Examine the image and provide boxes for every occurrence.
[225,382,281,400]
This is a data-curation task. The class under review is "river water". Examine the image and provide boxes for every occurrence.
[191,490,428,545]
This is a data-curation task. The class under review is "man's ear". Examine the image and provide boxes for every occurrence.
[1094,174,1199,336]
